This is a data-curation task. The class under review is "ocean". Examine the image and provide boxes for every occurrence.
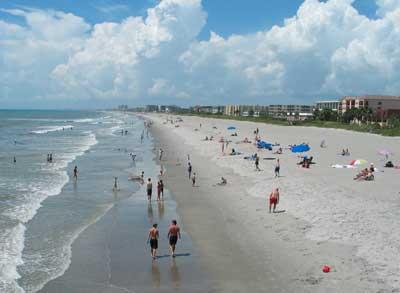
[0,110,204,292]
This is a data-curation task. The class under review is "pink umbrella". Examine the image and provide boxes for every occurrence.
[378,149,393,156]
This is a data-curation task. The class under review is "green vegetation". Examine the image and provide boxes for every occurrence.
[176,110,400,137]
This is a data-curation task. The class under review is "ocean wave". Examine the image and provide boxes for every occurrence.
[0,131,98,292]
[30,125,74,134]
[21,204,113,293]
[72,119,94,123]
[0,223,25,293]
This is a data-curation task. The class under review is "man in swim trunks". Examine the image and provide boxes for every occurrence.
[269,188,280,213]
[147,223,159,259]
[168,220,181,257]
[147,178,153,201]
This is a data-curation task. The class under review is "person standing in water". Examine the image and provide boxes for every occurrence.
[13,156,16,164]
[147,178,153,201]
[159,180,164,199]
[269,188,280,213]
[159,148,163,161]
[157,180,162,201]
[168,220,181,257]
[73,166,78,180]
[147,223,159,259]
[274,159,280,178]
[113,177,118,191]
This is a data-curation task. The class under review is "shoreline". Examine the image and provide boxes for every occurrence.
[144,113,400,292]
[39,115,209,293]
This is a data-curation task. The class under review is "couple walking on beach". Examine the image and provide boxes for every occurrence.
[146,178,164,201]
[147,220,181,259]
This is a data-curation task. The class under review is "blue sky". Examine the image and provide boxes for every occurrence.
[0,0,398,109]
[0,0,378,38]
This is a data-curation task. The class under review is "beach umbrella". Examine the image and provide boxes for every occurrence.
[349,159,367,166]
[227,126,236,130]
[291,144,310,153]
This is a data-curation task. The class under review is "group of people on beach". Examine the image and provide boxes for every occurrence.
[354,164,375,181]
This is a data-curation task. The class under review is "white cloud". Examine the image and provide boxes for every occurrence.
[1,0,400,108]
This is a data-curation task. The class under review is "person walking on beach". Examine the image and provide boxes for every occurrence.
[157,180,162,201]
[192,172,196,187]
[168,220,181,257]
[255,154,260,171]
[147,178,153,201]
[73,166,78,180]
[274,159,280,178]
[147,223,159,259]
[188,162,192,179]
[269,188,280,213]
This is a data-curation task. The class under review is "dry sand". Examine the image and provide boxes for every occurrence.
[145,113,400,293]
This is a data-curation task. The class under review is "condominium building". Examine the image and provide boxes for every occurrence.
[315,100,340,111]
[341,95,400,119]
[268,104,314,118]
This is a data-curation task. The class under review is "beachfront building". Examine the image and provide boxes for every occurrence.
[341,95,400,120]
[224,105,268,117]
[224,105,241,116]
[315,100,340,112]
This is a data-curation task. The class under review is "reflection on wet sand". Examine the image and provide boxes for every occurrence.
[169,258,181,288]
[151,261,161,288]
[157,200,165,221]
[147,202,153,223]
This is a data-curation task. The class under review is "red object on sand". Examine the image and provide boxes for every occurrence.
[322,265,331,273]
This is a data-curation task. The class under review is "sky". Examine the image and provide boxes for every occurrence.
[0,0,399,109]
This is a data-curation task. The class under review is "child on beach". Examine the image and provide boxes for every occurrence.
[269,188,280,213]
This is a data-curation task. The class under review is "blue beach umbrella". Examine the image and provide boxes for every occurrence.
[291,144,311,153]
[227,126,236,130]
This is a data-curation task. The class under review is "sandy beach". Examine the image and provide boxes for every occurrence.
[145,113,400,292]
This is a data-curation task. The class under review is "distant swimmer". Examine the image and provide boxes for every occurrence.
[168,220,181,257]
[147,223,159,259]
[147,178,153,201]
[269,188,280,213]
[73,166,78,179]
